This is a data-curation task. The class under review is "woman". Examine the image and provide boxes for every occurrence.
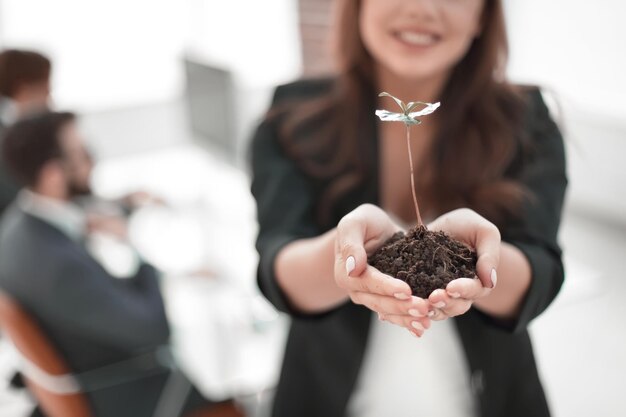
[250,0,567,416]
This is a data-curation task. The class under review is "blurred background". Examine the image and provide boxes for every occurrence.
[0,0,624,416]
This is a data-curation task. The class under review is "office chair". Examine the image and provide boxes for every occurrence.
[0,290,94,417]
[0,290,245,417]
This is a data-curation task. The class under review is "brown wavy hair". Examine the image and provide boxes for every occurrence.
[275,0,528,228]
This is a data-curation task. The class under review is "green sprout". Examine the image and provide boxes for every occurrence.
[375,92,440,226]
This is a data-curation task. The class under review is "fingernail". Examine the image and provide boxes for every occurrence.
[394,293,409,300]
[346,256,355,275]
[491,268,497,288]
[428,310,436,317]
[411,321,424,332]
[409,331,421,338]
[448,292,461,299]
[408,309,424,317]
[378,313,386,322]
[434,301,446,309]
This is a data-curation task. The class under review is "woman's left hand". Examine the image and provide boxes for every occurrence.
[425,208,501,321]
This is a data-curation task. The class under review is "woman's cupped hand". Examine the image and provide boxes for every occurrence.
[334,204,500,337]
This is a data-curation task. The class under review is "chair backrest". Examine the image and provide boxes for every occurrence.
[184,400,246,417]
[0,290,94,417]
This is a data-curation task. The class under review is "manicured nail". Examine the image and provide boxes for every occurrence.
[448,292,461,299]
[346,256,355,275]
[411,321,424,332]
[434,301,446,309]
[491,268,497,288]
[408,309,424,317]
[394,293,410,300]
[428,310,436,317]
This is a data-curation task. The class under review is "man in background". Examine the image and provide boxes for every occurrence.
[0,112,235,417]
[0,49,51,124]
[0,49,52,216]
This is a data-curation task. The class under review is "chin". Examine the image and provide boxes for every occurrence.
[69,187,93,198]
[388,63,445,85]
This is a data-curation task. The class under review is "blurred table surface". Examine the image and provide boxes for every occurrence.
[92,143,288,403]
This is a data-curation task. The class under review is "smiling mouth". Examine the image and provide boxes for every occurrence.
[394,31,440,47]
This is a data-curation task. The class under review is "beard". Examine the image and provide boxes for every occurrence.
[66,179,92,198]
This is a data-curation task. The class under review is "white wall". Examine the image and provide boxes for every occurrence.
[0,0,301,112]
[0,0,188,111]
[504,0,626,224]
[505,0,626,120]
[185,0,301,89]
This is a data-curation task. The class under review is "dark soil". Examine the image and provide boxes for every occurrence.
[369,226,477,299]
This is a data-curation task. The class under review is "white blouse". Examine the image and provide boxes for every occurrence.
[347,313,476,417]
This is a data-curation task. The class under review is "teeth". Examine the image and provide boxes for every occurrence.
[397,31,436,46]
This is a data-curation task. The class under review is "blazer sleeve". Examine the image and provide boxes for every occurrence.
[249,87,323,317]
[39,253,171,352]
[501,88,568,333]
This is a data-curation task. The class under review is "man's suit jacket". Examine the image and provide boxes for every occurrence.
[0,121,20,217]
[0,205,203,417]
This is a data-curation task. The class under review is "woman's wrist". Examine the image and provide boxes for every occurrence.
[472,242,531,320]
[274,229,349,313]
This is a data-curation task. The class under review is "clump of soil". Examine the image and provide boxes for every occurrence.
[369,226,477,299]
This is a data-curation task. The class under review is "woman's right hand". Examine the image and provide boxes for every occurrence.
[334,204,431,337]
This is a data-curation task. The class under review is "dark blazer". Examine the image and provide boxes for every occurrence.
[0,122,20,216]
[0,205,208,417]
[250,79,568,417]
